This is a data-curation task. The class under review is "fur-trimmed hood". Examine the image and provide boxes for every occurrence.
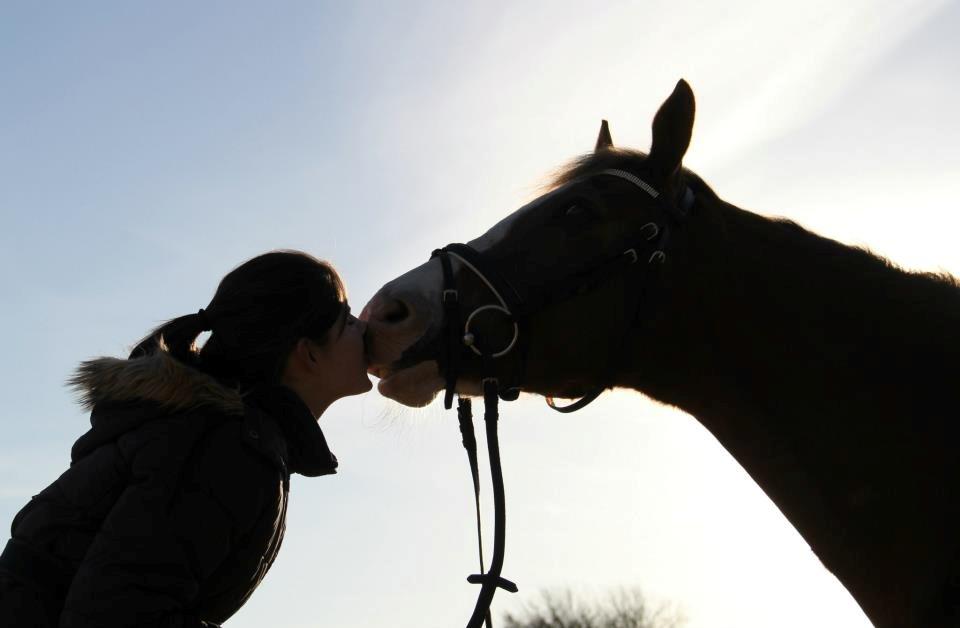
[68,346,245,416]
[66,347,338,477]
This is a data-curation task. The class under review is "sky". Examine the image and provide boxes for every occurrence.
[2,2,958,627]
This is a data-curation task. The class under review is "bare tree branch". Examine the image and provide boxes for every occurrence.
[502,587,686,628]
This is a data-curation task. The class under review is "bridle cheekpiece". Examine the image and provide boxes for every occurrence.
[432,167,694,628]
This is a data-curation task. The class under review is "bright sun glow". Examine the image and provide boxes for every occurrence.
[2,2,957,627]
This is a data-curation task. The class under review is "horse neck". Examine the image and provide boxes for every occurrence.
[622,197,960,422]
[615,194,960,624]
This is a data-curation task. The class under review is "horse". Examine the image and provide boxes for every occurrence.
[360,79,960,628]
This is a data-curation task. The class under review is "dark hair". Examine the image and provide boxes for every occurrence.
[131,250,347,389]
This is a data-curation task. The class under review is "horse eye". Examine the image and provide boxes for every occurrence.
[565,204,585,217]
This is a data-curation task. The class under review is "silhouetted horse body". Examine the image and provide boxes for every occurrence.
[362,81,960,627]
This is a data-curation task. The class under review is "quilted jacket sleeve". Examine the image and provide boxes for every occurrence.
[58,418,267,628]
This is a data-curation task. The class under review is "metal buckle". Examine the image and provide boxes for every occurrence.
[640,222,660,241]
[623,248,639,264]
[442,289,459,303]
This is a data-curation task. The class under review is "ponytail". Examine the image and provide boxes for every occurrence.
[129,251,346,390]
[130,309,213,365]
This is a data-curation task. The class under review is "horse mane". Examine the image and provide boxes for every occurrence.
[545,148,960,298]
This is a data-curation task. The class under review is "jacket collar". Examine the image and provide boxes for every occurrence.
[68,348,338,476]
[243,385,338,477]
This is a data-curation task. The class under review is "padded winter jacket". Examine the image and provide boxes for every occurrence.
[0,348,338,628]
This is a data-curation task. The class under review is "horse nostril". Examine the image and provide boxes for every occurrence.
[383,298,410,324]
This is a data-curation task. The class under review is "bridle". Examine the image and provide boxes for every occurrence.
[429,168,695,628]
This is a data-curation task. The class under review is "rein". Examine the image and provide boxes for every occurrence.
[433,169,693,628]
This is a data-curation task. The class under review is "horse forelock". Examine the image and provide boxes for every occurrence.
[470,148,719,254]
[544,148,715,202]
[545,149,651,191]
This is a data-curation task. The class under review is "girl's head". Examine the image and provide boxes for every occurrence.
[132,250,371,411]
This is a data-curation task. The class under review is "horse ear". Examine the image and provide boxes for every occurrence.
[595,119,613,152]
[649,79,695,179]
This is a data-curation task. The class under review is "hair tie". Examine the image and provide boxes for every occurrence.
[196,308,213,332]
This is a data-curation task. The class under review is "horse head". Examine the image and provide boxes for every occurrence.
[362,80,702,408]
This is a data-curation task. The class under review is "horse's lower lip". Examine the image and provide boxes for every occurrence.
[374,361,444,407]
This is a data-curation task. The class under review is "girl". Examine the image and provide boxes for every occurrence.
[0,250,371,627]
